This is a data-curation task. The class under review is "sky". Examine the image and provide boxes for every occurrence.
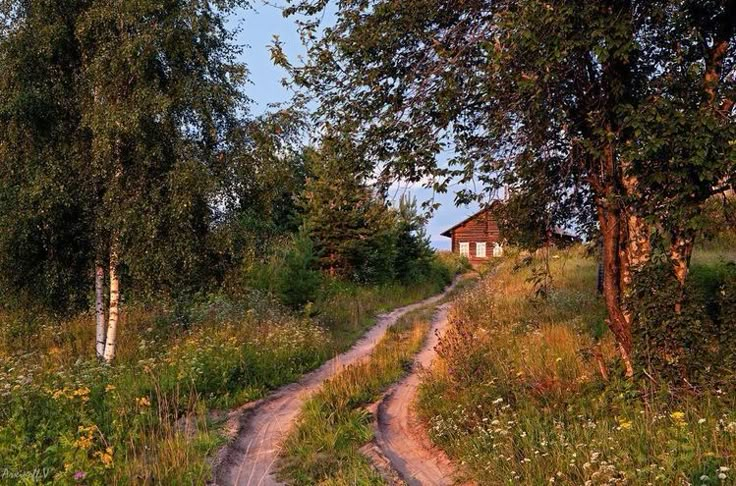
[232,3,481,249]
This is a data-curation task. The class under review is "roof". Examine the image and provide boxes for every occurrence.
[440,203,499,238]
[440,202,580,240]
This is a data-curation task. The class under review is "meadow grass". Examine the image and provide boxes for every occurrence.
[417,246,736,485]
[0,259,458,484]
[277,306,437,485]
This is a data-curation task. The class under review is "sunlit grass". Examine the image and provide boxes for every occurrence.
[417,245,736,485]
[0,264,456,484]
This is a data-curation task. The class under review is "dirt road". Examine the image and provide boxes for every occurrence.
[212,283,457,486]
[372,304,458,486]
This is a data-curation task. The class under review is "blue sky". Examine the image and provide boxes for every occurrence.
[233,3,480,249]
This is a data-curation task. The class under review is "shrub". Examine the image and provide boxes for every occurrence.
[629,261,736,388]
[275,234,322,309]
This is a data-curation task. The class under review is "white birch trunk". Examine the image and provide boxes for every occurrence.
[95,264,106,359]
[103,246,120,363]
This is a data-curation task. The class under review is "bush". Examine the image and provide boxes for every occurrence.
[275,234,322,309]
[629,261,736,388]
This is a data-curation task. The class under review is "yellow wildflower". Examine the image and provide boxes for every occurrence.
[105,384,116,392]
[94,447,114,468]
[136,396,151,408]
[618,418,633,430]
[74,424,96,449]
[73,435,93,449]
[670,411,687,427]
[72,387,91,402]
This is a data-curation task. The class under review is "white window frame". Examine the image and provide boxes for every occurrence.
[493,242,504,258]
[476,242,487,258]
[459,242,470,257]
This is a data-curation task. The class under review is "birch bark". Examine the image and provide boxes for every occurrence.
[95,263,106,358]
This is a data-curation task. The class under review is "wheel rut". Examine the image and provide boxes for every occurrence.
[212,281,459,486]
[371,304,459,486]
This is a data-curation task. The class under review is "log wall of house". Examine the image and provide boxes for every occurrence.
[450,210,501,266]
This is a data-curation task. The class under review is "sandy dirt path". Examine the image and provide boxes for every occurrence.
[372,304,458,486]
[212,282,458,486]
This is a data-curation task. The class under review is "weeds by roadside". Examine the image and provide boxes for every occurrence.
[0,254,461,484]
[417,246,736,485]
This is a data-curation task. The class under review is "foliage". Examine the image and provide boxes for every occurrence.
[630,259,736,388]
[0,0,94,312]
[275,233,322,310]
[300,140,397,283]
[300,141,444,286]
[0,0,255,313]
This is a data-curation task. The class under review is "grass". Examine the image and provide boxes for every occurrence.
[416,245,736,485]
[277,306,436,485]
[0,256,461,484]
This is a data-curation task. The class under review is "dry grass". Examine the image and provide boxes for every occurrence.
[417,246,736,485]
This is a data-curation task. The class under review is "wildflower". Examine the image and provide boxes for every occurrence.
[698,418,707,424]
[618,418,633,430]
[94,447,114,468]
[105,384,116,392]
[136,396,151,408]
[74,435,93,450]
[719,473,727,480]
[720,467,730,472]
[492,397,504,405]
[700,475,709,481]
[73,387,91,402]
[670,411,687,427]
[73,471,86,481]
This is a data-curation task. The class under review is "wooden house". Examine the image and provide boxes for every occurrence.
[441,205,504,265]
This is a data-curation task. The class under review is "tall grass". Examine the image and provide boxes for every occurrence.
[417,246,736,485]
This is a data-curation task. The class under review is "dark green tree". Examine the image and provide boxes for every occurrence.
[393,194,434,283]
[300,137,397,282]
[0,0,94,313]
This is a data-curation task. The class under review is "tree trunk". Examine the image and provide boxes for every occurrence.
[95,263,106,359]
[670,229,695,314]
[599,204,635,377]
[103,244,120,363]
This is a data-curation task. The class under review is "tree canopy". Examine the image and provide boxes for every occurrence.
[279,0,736,375]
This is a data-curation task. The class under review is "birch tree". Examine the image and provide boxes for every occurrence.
[0,0,249,361]
[75,0,249,362]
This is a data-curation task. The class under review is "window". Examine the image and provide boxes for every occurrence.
[476,242,487,258]
[459,242,470,257]
[493,242,504,257]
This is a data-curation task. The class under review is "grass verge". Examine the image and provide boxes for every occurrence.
[417,246,736,485]
[0,267,458,484]
[277,306,438,485]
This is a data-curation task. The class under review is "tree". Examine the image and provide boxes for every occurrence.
[300,137,397,282]
[0,0,249,361]
[279,0,736,375]
[393,194,435,283]
[0,0,95,314]
[624,0,736,311]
